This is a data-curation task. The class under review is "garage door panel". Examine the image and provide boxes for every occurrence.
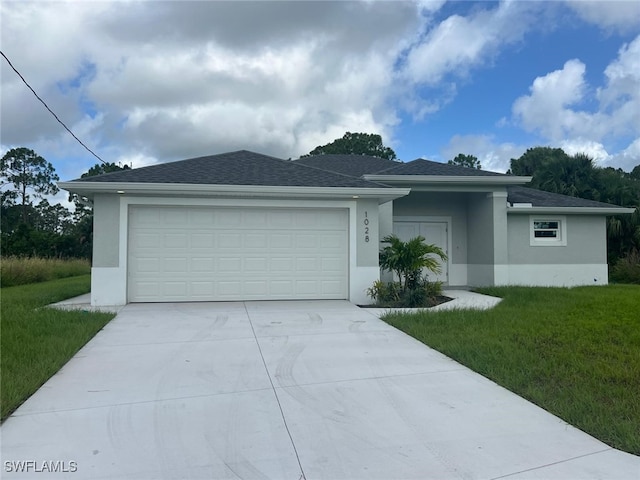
[322,257,344,272]
[164,210,187,226]
[270,258,292,271]
[245,257,267,271]
[269,280,294,296]
[244,234,267,248]
[190,209,214,224]
[163,282,187,296]
[269,233,293,248]
[191,258,214,271]
[164,257,188,272]
[132,208,160,225]
[322,280,344,295]
[244,211,268,226]
[218,281,241,296]
[191,234,215,248]
[164,234,188,248]
[244,281,268,296]
[218,257,241,271]
[270,211,294,227]
[191,282,214,296]
[133,234,161,248]
[218,233,241,248]
[295,234,318,249]
[128,206,348,302]
[134,258,160,273]
[296,257,317,271]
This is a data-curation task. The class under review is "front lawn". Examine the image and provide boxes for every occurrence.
[383,285,640,455]
[1,275,115,420]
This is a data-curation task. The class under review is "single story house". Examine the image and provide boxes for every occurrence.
[59,150,634,306]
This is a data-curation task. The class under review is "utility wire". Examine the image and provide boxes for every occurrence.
[1,50,107,164]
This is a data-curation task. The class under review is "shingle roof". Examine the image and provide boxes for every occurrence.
[507,186,625,209]
[374,159,508,176]
[72,150,388,188]
[295,154,400,177]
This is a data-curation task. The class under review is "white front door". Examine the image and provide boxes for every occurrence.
[393,221,449,283]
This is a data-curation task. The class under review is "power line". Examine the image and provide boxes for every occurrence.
[1,50,107,164]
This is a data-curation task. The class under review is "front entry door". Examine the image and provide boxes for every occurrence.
[393,221,449,283]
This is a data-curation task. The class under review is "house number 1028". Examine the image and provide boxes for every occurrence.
[363,211,370,242]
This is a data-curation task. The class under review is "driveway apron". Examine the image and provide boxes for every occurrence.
[1,301,638,479]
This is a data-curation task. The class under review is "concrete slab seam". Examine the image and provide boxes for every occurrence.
[271,367,468,390]
[7,386,275,418]
[488,448,614,479]
[243,302,307,480]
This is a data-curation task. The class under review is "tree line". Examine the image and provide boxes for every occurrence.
[508,147,640,263]
[1,147,128,259]
[2,139,639,267]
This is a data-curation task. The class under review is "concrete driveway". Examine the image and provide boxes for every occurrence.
[1,301,638,479]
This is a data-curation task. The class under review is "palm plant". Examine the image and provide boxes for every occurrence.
[379,234,447,291]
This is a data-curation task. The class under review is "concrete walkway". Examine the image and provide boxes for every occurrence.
[48,289,502,315]
[2,300,638,479]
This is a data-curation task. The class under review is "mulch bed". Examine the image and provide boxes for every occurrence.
[358,295,453,309]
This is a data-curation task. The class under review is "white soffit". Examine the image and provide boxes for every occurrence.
[363,174,532,185]
[58,182,411,204]
[507,206,635,215]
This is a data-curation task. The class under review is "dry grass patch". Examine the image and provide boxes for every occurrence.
[1,256,90,287]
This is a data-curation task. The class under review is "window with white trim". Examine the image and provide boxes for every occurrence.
[530,216,567,246]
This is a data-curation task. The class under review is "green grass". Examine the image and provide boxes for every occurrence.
[1,275,115,420]
[383,285,640,455]
[1,256,91,287]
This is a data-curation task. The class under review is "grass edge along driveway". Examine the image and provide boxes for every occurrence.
[1,275,115,421]
[383,285,640,456]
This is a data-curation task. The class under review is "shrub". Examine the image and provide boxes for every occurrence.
[610,250,640,285]
[0,256,90,287]
[367,278,443,308]
[366,280,401,305]
[424,280,443,300]
[371,234,447,307]
[379,235,447,291]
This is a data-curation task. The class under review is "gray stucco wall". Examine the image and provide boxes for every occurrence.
[356,199,379,266]
[393,192,467,264]
[507,214,607,264]
[466,193,494,265]
[92,193,120,267]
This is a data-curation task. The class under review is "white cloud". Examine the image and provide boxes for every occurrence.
[441,134,528,173]
[605,138,640,172]
[566,0,640,32]
[559,139,611,164]
[1,1,421,166]
[512,35,640,157]
[558,137,640,173]
[512,59,591,141]
[2,0,636,197]
[402,1,536,86]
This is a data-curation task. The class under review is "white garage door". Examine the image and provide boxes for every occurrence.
[127,206,349,302]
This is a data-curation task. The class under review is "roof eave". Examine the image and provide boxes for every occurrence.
[58,181,411,204]
[363,174,532,185]
[507,206,635,215]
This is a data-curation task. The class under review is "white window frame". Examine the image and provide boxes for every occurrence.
[529,215,567,246]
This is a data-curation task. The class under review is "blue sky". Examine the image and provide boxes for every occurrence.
[1,1,639,207]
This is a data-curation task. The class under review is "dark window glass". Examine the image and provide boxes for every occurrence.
[534,221,558,230]
[534,230,557,238]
